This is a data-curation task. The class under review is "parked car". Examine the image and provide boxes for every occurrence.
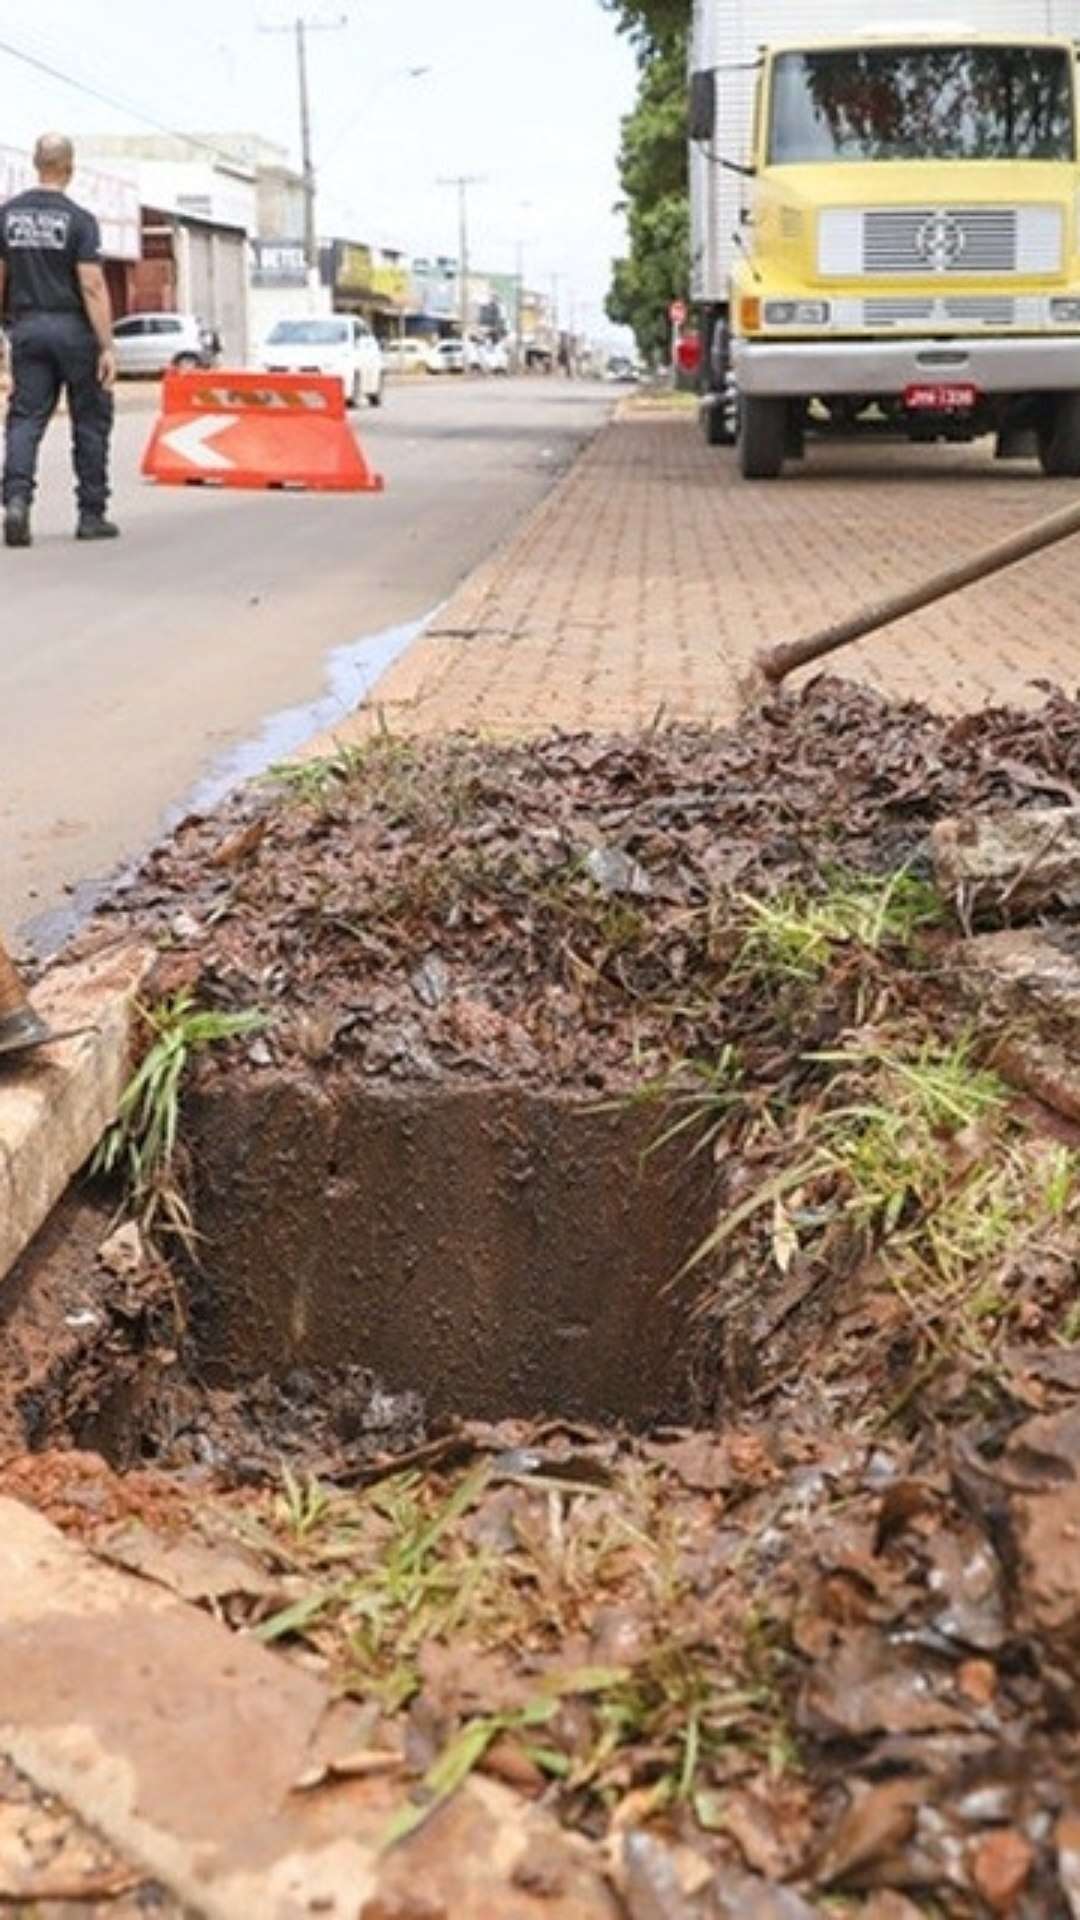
[426,338,466,375]
[112,312,218,377]
[255,315,384,407]
[481,340,511,376]
[382,337,428,374]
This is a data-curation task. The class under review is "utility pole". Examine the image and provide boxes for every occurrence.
[515,238,526,372]
[261,14,347,278]
[438,175,483,339]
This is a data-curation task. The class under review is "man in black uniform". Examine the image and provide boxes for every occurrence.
[0,132,118,548]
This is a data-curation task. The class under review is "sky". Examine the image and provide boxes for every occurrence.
[0,1,638,341]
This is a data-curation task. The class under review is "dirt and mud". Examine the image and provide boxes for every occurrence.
[9,677,1080,1913]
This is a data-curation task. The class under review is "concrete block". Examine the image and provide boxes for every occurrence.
[0,944,154,1282]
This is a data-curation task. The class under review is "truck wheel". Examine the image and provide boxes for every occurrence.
[739,396,787,479]
[702,395,732,445]
[1038,395,1080,476]
[701,315,736,446]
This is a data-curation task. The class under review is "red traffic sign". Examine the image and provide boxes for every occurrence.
[669,299,688,326]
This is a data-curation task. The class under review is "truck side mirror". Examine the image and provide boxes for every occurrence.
[689,69,717,143]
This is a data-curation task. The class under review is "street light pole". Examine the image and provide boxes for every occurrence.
[438,175,483,339]
[260,13,347,278]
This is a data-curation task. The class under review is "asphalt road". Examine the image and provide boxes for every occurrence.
[0,375,613,952]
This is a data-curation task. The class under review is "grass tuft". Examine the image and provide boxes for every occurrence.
[93,990,266,1249]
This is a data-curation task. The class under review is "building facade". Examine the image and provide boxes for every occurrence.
[78,136,255,361]
[0,142,141,316]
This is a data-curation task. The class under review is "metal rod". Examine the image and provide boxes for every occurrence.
[0,937,51,1056]
[757,491,1080,687]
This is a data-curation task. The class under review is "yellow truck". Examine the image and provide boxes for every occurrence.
[690,1,1080,477]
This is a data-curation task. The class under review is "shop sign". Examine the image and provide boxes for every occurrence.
[372,261,409,306]
[251,240,307,288]
[335,241,373,293]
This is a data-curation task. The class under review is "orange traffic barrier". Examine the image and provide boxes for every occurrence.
[141,370,385,493]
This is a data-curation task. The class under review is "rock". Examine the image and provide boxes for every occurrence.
[932,808,1080,922]
[926,1528,1007,1653]
[968,1828,1033,1912]
[97,1221,146,1278]
[620,1831,709,1919]
[956,1660,998,1707]
[954,928,1080,1122]
[583,846,651,898]
[1006,1408,1080,1662]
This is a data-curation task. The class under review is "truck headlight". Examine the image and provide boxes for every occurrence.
[763,300,831,326]
[1051,298,1080,324]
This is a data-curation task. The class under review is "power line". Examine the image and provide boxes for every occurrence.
[0,29,241,171]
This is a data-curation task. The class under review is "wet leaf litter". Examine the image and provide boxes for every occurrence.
[10,677,1080,1912]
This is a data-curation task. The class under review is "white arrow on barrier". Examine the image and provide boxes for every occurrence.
[160,414,240,471]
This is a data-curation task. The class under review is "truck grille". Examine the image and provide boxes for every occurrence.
[819,207,1062,278]
[859,295,1038,328]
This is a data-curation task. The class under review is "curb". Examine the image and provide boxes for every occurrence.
[0,943,154,1283]
[0,1496,617,1918]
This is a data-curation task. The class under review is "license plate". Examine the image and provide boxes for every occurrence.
[904,382,979,412]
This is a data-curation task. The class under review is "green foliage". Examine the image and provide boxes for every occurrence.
[735,870,944,983]
[93,990,266,1247]
[604,10,691,361]
[602,0,690,61]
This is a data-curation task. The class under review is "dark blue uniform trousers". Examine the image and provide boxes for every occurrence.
[3,312,113,516]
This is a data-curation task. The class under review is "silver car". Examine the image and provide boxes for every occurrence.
[112,313,219,378]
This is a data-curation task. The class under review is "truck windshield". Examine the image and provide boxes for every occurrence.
[769,46,1074,163]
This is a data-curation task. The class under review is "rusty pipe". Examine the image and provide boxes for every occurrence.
[756,491,1080,688]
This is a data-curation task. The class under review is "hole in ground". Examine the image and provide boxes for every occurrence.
[0,1073,726,1473]
[186,1068,721,1427]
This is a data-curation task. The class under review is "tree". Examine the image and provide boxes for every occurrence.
[603,0,688,59]
[603,2,692,362]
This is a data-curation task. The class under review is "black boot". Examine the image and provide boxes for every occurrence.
[76,512,120,541]
[4,499,31,548]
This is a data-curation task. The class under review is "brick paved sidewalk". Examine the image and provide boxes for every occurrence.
[341,400,1080,739]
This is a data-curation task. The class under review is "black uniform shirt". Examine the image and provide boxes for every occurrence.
[0,188,102,319]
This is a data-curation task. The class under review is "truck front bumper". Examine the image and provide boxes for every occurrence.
[733,335,1080,398]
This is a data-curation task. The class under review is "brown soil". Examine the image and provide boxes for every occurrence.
[8,680,1080,1913]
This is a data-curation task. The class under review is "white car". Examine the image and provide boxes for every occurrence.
[256,315,384,407]
[426,338,466,375]
[481,340,510,375]
[112,312,218,377]
[382,337,428,374]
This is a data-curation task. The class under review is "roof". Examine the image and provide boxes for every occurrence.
[766,29,1076,50]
